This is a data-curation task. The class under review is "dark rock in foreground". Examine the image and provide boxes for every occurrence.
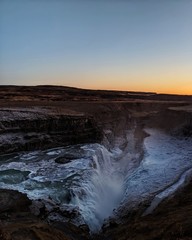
[0,189,89,240]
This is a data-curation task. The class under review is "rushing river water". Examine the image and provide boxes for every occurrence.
[0,143,126,232]
[0,129,192,232]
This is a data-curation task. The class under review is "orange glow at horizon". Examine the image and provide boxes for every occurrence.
[50,72,192,96]
[12,60,192,96]
[1,0,192,94]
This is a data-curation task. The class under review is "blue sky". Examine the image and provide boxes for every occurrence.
[0,0,192,94]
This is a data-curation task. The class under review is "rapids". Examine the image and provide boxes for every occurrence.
[0,128,191,232]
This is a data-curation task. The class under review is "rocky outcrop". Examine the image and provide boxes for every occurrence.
[0,108,102,154]
[0,189,89,240]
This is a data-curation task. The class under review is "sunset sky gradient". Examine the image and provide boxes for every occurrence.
[0,0,192,94]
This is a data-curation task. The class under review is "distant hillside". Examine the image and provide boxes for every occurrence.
[0,85,191,102]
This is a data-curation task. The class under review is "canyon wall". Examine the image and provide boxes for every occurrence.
[0,108,102,154]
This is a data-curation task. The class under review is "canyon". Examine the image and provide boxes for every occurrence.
[0,86,192,240]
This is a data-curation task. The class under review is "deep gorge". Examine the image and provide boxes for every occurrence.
[0,87,192,240]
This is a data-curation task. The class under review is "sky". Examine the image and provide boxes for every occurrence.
[0,0,192,94]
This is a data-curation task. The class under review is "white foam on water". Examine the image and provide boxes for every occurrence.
[143,167,192,216]
[120,129,192,213]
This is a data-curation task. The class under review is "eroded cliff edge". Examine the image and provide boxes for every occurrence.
[0,107,102,154]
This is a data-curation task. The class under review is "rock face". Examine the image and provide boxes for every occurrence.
[0,189,89,240]
[0,189,31,213]
[0,108,102,154]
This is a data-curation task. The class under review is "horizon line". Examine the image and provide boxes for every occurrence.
[0,84,192,97]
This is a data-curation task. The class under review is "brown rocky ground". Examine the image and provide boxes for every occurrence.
[0,85,192,240]
[0,189,68,240]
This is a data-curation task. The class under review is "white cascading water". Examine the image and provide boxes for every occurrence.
[69,145,125,232]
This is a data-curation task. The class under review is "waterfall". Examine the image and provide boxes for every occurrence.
[69,144,125,232]
[0,129,191,233]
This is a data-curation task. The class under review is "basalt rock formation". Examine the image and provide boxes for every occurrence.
[0,108,102,154]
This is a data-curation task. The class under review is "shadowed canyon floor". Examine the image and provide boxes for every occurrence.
[0,85,192,240]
